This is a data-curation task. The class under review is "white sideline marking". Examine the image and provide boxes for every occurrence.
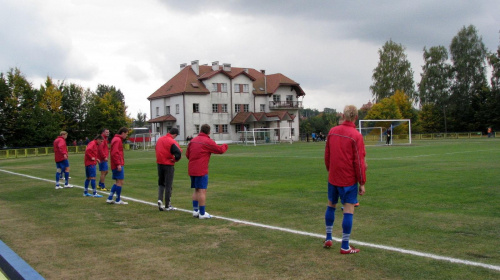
[1,168,499,272]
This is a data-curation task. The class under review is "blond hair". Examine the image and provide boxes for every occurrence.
[343,105,358,122]
[60,131,68,136]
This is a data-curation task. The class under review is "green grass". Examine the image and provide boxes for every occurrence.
[0,139,499,279]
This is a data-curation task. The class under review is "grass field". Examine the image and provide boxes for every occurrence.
[0,139,499,279]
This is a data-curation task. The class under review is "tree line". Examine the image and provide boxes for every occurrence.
[0,69,131,148]
[301,25,500,135]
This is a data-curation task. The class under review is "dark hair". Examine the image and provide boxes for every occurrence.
[169,127,179,135]
[100,128,109,134]
[200,124,211,134]
[94,135,104,141]
[117,127,129,134]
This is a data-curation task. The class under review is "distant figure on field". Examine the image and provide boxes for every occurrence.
[186,124,228,219]
[386,126,392,145]
[53,131,72,189]
[97,129,110,191]
[83,135,104,198]
[106,127,129,205]
[156,128,182,211]
[323,105,367,254]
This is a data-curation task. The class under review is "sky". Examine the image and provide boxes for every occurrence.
[1,0,499,119]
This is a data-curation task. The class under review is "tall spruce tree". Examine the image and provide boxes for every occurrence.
[370,40,417,103]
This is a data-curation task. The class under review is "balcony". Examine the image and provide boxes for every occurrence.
[269,101,303,110]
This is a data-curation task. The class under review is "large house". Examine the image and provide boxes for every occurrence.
[147,60,306,143]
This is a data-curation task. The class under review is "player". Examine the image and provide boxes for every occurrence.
[106,127,129,205]
[53,131,72,189]
[186,124,228,219]
[97,128,110,191]
[323,105,367,254]
[156,128,182,211]
[386,126,392,145]
[83,135,104,197]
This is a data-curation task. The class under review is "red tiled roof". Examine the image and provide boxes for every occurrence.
[148,114,177,123]
[230,112,257,125]
[148,63,305,100]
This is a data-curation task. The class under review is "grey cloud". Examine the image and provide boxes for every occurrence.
[0,1,96,79]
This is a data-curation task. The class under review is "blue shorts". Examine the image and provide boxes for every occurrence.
[56,160,70,170]
[328,182,358,205]
[85,165,97,178]
[112,167,125,180]
[190,175,208,189]
[99,161,108,172]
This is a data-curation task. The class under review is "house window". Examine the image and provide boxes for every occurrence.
[260,104,265,112]
[214,124,228,134]
[222,124,228,133]
[291,128,295,136]
[235,124,250,133]
[195,125,200,134]
[235,104,249,113]
[235,104,241,113]
[212,104,228,113]
[166,106,170,115]
[193,103,199,113]
[243,104,249,112]
[156,107,159,117]
[234,84,249,93]
[215,124,220,133]
[273,95,281,102]
[212,83,228,92]
[175,104,179,114]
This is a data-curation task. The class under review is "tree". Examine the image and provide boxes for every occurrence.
[134,111,148,127]
[487,36,500,130]
[418,46,452,132]
[370,39,417,103]
[449,25,489,131]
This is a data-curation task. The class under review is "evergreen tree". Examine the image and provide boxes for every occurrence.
[370,39,417,103]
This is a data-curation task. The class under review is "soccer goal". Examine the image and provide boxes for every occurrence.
[131,132,161,150]
[238,127,292,146]
[359,119,412,145]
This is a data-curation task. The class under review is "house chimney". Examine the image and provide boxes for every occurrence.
[180,63,187,70]
[223,63,231,72]
[191,60,199,75]
[212,61,219,71]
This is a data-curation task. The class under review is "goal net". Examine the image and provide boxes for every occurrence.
[359,119,412,145]
[238,127,292,146]
[131,132,161,150]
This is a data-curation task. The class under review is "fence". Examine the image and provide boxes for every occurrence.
[0,144,130,160]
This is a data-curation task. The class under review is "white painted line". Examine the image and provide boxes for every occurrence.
[1,168,499,272]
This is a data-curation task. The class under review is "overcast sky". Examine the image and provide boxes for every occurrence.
[1,0,499,118]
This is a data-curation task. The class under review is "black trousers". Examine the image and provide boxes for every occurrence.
[158,164,175,206]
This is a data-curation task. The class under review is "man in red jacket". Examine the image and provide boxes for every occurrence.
[323,105,367,254]
[186,124,228,219]
[84,135,104,197]
[155,128,182,211]
[106,127,129,205]
[53,131,72,189]
[97,128,110,191]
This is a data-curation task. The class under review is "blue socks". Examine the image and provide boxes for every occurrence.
[55,172,60,185]
[64,172,69,185]
[193,200,199,212]
[91,179,96,194]
[108,184,117,200]
[325,206,336,240]
[84,179,90,193]
[341,213,353,249]
[115,186,122,202]
[199,206,206,215]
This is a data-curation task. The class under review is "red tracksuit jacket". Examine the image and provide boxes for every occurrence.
[84,140,99,166]
[186,132,228,176]
[53,136,68,162]
[110,134,124,170]
[324,121,367,187]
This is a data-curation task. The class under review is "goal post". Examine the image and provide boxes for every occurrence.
[359,119,412,145]
[238,127,292,146]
